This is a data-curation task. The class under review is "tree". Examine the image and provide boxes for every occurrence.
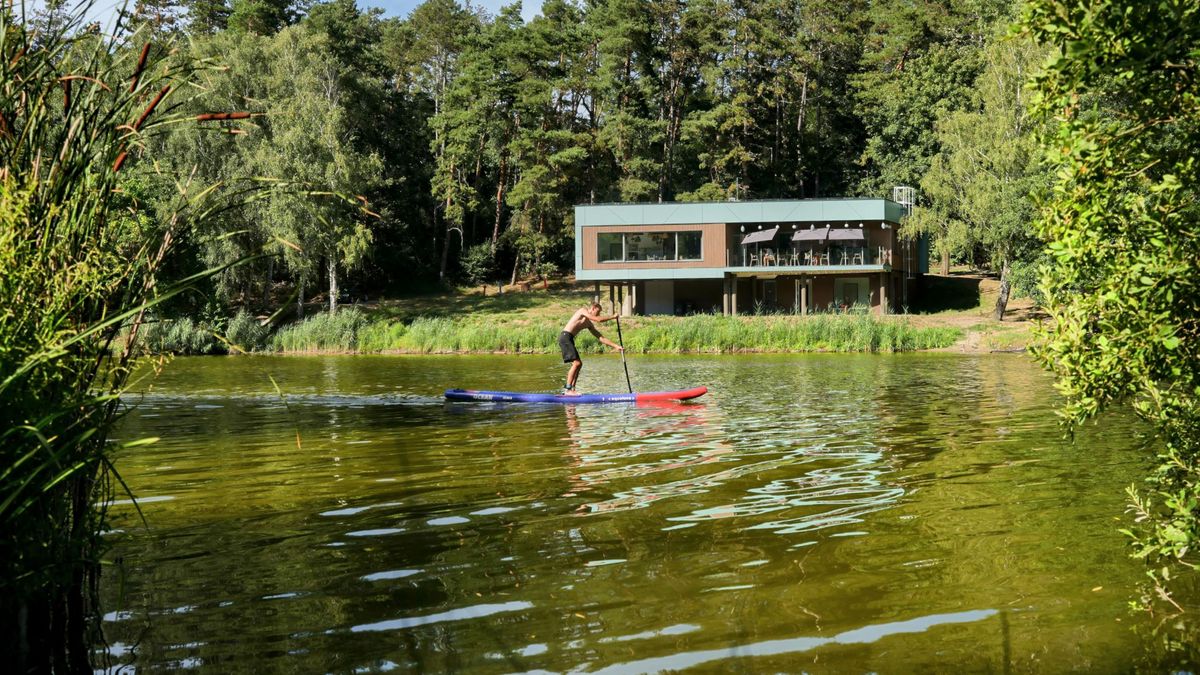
[227,0,295,35]
[1021,0,1200,606]
[854,0,1014,196]
[255,25,384,314]
[129,0,185,35]
[185,0,231,34]
[393,0,479,282]
[914,33,1049,319]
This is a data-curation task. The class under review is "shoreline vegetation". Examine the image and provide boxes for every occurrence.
[131,275,1040,357]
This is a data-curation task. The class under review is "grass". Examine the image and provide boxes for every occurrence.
[262,309,961,354]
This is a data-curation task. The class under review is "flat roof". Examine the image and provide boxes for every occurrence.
[575,198,907,227]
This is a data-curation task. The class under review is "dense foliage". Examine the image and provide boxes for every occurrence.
[75,0,1048,320]
[1021,0,1200,610]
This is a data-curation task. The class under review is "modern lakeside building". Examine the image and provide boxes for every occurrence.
[573,193,928,316]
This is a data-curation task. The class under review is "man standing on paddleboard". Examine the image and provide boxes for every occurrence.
[560,301,623,395]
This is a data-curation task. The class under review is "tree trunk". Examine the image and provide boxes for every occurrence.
[296,282,305,320]
[941,247,950,276]
[328,258,338,315]
[438,197,452,283]
[491,152,507,251]
[264,257,274,308]
[993,259,1011,321]
[510,252,520,287]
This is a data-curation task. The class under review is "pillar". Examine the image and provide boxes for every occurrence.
[723,275,731,316]
[793,277,801,314]
[731,276,739,316]
[879,272,889,315]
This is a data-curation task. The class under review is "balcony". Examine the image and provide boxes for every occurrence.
[726,246,893,269]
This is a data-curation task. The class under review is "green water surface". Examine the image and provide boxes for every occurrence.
[101,353,1188,672]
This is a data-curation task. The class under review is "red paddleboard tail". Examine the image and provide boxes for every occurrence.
[634,386,708,403]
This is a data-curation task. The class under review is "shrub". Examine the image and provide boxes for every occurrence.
[271,308,370,352]
[459,243,496,285]
[139,318,221,355]
[225,311,270,353]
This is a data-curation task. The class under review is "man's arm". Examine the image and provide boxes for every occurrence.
[586,323,624,351]
[585,310,619,324]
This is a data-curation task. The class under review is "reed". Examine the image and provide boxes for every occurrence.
[271,308,371,353]
[0,9,258,669]
[266,312,961,354]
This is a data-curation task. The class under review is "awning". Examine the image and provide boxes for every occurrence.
[741,226,779,245]
[829,228,865,241]
[792,226,830,242]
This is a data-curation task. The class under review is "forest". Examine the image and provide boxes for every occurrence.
[30,0,1045,319]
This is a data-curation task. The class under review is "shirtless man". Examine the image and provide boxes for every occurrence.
[559,301,623,395]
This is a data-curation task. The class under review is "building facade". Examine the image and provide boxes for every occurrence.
[574,198,927,316]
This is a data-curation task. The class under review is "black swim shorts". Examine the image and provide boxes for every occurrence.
[558,331,580,363]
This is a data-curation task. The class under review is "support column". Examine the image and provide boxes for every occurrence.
[593,282,600,302]
[793,277,801,314]
[731,276,739,316]
[804,277,812,315]
[620,283,633,316]
[723,275,731,316]
[879,272,889,315]
[609,284,616,313]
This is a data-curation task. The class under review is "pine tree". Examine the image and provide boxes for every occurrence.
[185,0,231,35]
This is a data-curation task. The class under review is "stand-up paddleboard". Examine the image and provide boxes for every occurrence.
[444,386,707,404]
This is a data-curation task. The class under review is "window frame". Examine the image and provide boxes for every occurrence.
[597,231,703,263]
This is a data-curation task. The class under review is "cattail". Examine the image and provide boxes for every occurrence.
[112,150,128,173]
[132,85,169,131]
[130,43,150,92]
[62,79,71,112]
[195,111,252,122]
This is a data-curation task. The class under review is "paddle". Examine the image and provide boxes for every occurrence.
[612,295,633,394]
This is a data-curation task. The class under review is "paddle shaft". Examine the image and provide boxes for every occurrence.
[613,294,632,393]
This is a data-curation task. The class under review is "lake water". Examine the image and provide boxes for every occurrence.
[101,354,1192,671]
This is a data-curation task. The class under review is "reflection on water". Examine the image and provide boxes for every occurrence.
[100,354,1194,672]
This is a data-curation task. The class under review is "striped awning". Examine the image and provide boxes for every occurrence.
[829,228,865,241]
[741,226,779,245]
[792,226,830,242]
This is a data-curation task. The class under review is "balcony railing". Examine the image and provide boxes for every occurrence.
[727,246,893,268]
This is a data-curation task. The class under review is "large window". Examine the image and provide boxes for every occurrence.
[677,231,702,260]
[597,231,703,263]
[598,233,623,262]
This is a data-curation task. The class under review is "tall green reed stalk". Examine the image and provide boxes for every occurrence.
[0,6,268,669]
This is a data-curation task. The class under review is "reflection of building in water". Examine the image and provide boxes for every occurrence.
[563,383,906,538]
[563,402,732,500]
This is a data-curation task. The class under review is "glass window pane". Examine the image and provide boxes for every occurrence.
[598,233,623,262]
[625,233,675,261]
[677,232,702,260]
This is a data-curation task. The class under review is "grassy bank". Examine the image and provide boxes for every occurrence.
[267,309,960,354]
[134,275,1054,357]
